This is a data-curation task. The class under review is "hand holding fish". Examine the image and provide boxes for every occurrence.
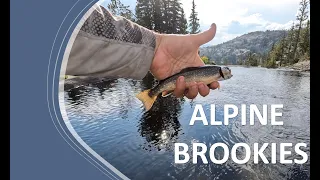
[150,23,219,99]
[136,23,233,111]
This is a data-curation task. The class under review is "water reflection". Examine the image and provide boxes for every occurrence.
[141,72,160,88]
[66,86,86,104]
[94,79,118,96]
[62,67,310,180]
[138,72,185,151]
[64,74,185,149]
[138,96,183,151]
[65,77,118,106]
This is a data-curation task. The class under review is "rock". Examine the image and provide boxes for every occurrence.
[290,60,310,71]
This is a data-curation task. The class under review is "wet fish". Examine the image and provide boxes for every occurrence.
[136,65,233,111]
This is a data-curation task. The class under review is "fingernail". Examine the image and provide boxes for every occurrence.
[211,23,216,28]
[199,84,205,89]
[178,76,184,82]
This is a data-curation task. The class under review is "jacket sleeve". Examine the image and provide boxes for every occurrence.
[65,4,157,80]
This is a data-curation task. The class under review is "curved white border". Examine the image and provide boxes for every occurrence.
[47,1,130,179]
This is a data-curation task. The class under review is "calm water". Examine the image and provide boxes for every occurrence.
[62,67,310,180]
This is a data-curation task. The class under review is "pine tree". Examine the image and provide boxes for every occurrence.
[136,0,154,29]
[223,58,228,65]
[107,0,118,15]
[281,33,290,65]
[246,52,258,66]
[265,42,274,67]
[107,0,134,21]
[161,0,169,33]
[160,0,185,34]
[292,0,309,63]
[188,0,200,34]
[270,42,275,51]
[169,0,182,33]
[274,43,282,64]
[299,20,310,59]
[135,0,199,34]
[179,7,189,34]
[285,23,295,63]
[152,0,163,32]
[278,32,287,66]
[267,39,286,67]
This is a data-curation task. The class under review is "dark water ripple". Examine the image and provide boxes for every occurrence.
[62,67,310,180]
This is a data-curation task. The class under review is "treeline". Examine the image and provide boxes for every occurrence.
[200,56,216,65]
[239,0,309,68]
[107,0,201,34]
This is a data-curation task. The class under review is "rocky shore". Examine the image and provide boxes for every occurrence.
[287,60,310,72]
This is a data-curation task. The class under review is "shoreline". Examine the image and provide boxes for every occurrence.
[222,60,310,73]
[285,60,310,72]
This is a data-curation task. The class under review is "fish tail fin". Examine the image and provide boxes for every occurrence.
[136,89,158,111]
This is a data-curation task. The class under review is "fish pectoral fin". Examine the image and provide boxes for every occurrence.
[162,90,173,97]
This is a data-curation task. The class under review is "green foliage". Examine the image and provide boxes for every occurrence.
[264,0,309,67]
[179,8,189,34]
[222,58,229,65]
[245,52,258,66]
[237,59,244,65]
[265,58,277,68]
[266,43,281,68]
[135,0,153,29]
[200,0,309,67]
[299,20,310,59]
[152,0,163,32]
[135,0,188,34]
[188,0,200,34]
[291,0,309,63]
[201,56,210,64]
[108,0,309,68]
[107,0,134,21]
[199,30,287,65]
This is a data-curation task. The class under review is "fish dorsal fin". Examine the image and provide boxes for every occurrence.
[178,66,201,73]
[158,78,166,84]
[158,66,202,84]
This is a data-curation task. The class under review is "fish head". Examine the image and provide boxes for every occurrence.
[221,67,233,80]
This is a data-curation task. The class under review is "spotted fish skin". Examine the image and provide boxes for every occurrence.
[149,65,227,97]
[136,65,233,111]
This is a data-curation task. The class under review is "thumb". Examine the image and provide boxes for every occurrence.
[192,23,217,46]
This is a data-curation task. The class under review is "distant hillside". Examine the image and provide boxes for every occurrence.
[200,30,288,65]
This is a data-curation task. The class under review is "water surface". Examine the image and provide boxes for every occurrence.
[62,67,310,180]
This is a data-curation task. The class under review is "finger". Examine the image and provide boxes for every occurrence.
[185,82,198,99]
[193,23,217,46]
[208,81,220,90]
[173,76,186,98]
[198,83,210,97]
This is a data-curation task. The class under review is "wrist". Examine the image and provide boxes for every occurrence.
[154,33,163,55]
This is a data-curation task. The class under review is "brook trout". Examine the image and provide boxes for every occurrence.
[136,65,233,111]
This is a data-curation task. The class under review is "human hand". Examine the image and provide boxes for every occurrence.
[150,23,220,99]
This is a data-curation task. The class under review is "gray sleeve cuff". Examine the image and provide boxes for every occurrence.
[65,4,157,80]
[66,31,155,80]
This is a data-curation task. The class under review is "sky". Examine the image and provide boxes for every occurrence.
[99,0,309,46]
